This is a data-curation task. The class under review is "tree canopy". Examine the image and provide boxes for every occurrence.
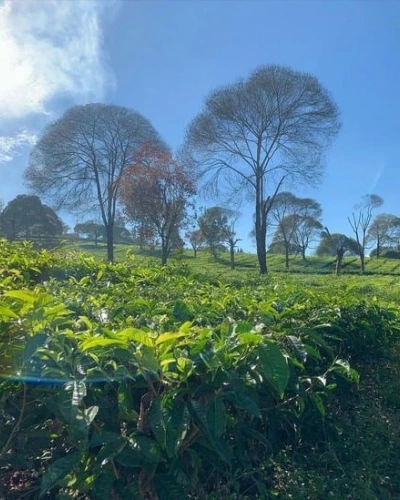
[119,144,195,264]
[0,194,63,247]
[25,103,164,261]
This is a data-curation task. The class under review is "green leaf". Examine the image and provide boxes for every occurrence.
[258,342,289,399]
[96,437,127,467]
[237,332,263,345]
[206,396,226,439]
[4,289,36,304]
[80,338,127,351]
[156,332,186,345]
[224,388,261,418]
[0,302,18,319]
[235,321,254,334]
[287,335,307,363]
[117,327,154,346]
[39,452,80,497]
[150,398,189,457]
[311,393,326,417]
[59,381,86,421]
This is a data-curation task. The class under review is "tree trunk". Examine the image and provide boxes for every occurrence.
[335,248,344,275]
[105,224,114,262]
[376,236,380,258]
[285,244,290,269]
[301,248,306,260]
[230,244,235,270]
[161,235,168,265]
[193,247,197,258]
[255,197,268,274]
[360,251,365,273]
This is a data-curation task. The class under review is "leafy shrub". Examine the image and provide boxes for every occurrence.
[0,243,399,498]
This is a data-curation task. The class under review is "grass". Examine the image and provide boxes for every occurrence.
[65,239,400,277]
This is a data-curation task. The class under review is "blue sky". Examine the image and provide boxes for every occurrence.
[0,0,399,251]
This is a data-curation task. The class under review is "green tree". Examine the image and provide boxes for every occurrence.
[198,207,229,259]
[183,64,340,274]
[0,194,63,247]
[268,192,315,268]
[25,103,164,262]
[367,213,400,258]
[185,229,203,258]
[317,230,358,275]
[74,221,105,246]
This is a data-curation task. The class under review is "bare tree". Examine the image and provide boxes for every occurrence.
[25,103,164,262]
[348,194,383,273]
[183,65,340,273]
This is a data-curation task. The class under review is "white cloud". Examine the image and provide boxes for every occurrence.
[0,0,115,162]
[0,131,37,162]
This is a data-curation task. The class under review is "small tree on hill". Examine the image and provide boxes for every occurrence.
[367,213,400,258]
[185,229,203,258]
[348,194,383,273]
[318,229,358,275]
[74,221,105,246]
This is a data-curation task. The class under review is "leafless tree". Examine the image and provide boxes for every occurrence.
[348,194,383,273]
[183,65,340,273]
[25,103,164,262]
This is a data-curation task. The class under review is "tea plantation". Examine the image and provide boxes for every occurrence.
[1,239,400,499]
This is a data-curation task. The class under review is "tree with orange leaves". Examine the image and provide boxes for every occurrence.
[120,144,196,264]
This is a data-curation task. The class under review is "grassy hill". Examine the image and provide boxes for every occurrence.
[68,240,400,276]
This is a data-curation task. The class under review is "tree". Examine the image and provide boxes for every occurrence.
[132,223,158,251]
[367,213,400,258]
[268,192,302,269]
[183,64,340,274]
[291,198,323,260]
[317,230,358,275]
[269,216,301,258]
[198,206,229,259]
[221,210,241,270]
[348,194,383,273]
[0,194,63,247]
[74,221,105,246]
[185,229,203,258]
[25,103,164,262]
[119,144,195,265]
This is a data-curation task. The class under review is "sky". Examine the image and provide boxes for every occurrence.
[0,0,399,252]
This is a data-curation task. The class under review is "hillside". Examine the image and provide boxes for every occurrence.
[0,239,400,498]
[70,240,400,276]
